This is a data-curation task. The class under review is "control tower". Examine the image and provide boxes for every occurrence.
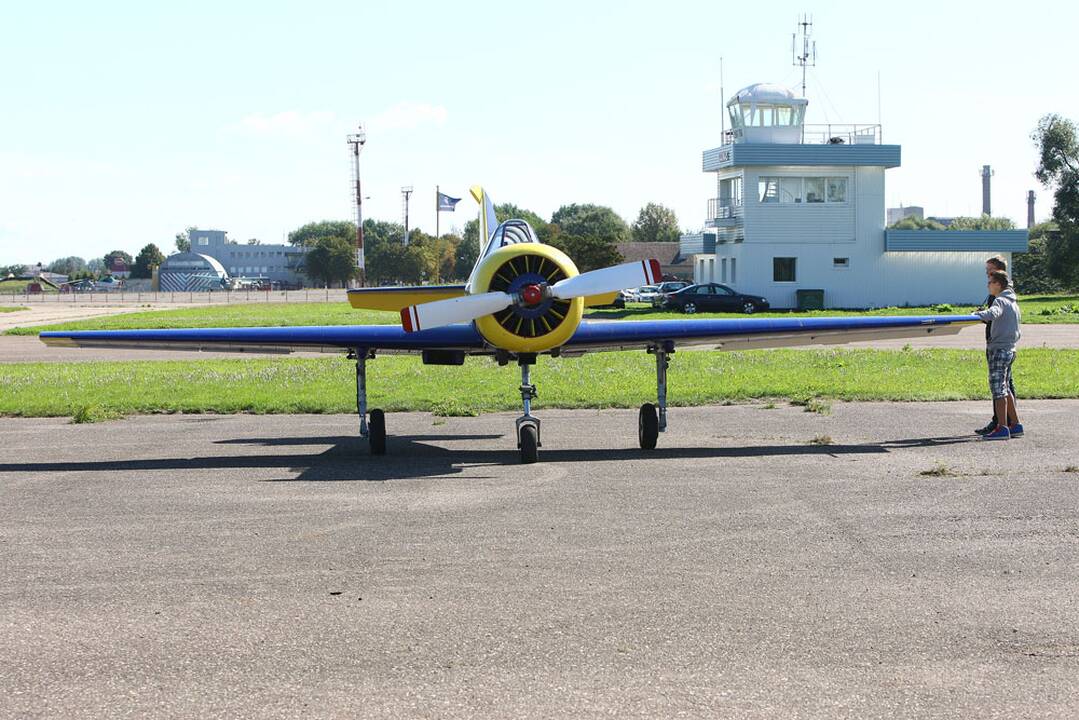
[679,84,1027,308]
[726,83,807,144]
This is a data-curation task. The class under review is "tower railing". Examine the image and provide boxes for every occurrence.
[707,197,744,221]
[801,124,881,145]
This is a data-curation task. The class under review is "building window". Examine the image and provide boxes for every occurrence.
[805,177,826,203]
[773,257,797,282]
[758,176,849,204]
[833,257,850,269]
[721,258,728,282]
[730,258,737,284]
[198,237,209,245]
[759,178,779,203]
[827,177,848,203]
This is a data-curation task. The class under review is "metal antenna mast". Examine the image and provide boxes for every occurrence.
[400,186,414,245]
[346,125,367,287]
[792,14,816,98]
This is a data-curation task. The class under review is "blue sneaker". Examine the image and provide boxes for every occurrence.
[1008,423,1024,438]
[982,425,1010,440]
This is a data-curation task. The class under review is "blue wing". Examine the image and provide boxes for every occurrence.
[40,324,486,354]
[563,314,981,352]
[40,314,979,355]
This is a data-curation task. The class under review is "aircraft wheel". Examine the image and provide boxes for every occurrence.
[519,424,539,464]
[639,403,659,450]
[369,409,386,455]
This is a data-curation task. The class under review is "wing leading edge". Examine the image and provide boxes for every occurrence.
[39,314,980,356]
[562,314,981,353]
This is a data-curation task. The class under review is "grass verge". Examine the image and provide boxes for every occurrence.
[0,306,27,313]
[1,348,1076,418]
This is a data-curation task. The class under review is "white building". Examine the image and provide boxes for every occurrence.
[682,83,1028,309]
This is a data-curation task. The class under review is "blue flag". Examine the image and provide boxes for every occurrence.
[437,192,461,212]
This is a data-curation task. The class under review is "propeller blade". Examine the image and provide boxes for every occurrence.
[401,291,513,332]
[550,259,662,300]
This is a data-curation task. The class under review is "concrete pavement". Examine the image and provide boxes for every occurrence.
[2,402,1078,718]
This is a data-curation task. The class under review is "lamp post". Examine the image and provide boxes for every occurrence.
[347,125,367,287]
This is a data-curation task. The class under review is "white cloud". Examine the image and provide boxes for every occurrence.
[232,110,339,137]
[368,102,448,132]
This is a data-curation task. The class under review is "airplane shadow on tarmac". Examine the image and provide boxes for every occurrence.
[0,433,979,483]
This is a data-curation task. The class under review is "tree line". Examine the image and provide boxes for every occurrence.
[288,202,683,287]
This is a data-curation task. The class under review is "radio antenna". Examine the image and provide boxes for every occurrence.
[792,14,816,98]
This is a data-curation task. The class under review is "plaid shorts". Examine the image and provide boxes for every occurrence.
[987,349,1017,400]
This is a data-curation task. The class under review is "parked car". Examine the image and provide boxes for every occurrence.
[632,285,660,304]
[650,281,691,307]
[662,283,770,314]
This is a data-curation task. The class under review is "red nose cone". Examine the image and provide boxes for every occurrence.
[521,284,543,305]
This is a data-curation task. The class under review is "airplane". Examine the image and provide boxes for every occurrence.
[41,187,979,463]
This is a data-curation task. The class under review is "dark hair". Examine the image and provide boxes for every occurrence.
[985,255,1007,272]
[988,269,1009,289]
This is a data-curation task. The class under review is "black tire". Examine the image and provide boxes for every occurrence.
[638,403,659,450]
[519,424,538,464]
[683,302,697,315]
[742,301,757,314]
[369,409,386,455]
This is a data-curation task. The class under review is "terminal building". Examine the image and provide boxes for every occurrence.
[188,229,307,287]
[680,84,1028,308]
[158,252,229,292]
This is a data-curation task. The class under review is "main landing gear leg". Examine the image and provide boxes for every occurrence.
[515,354,540,464]
[639,342,673,450]
[354,349,385,455]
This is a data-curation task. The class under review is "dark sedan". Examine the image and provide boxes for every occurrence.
[662,283,770,314]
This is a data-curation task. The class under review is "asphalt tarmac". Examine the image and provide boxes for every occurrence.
[2,402,1078,718]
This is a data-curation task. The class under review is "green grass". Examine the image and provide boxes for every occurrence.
[8,294,1079,336]
[0,279,57,294]
[0,306,27,313]
[2,348,1076,419]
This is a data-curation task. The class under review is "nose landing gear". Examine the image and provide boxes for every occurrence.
[515,354,540,464]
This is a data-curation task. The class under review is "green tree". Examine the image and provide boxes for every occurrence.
[175,226,197,253]
[301,236,356,287]
[2,264,25,278]
[288,220,356,247]
[454,230,480,279]
[550,204,629,244]
[947,215,1017,231]
[549,234,623,272]
[132,244,166,279]
[631,203,681,243]
[363,219,429,285]
[1012,222,1072,294]
[887,216,945,230]
[1033,113,1079,286]
[46,256,87,276]
[102,250,133,273]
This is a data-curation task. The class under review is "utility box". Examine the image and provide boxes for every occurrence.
[796,289,825,311]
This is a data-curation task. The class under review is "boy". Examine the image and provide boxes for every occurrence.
[974,270,1022,440]
[976,255,1009,435]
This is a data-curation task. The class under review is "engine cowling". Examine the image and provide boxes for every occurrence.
[470,243,584,353]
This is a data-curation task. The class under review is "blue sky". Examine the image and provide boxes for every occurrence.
[1,0,1073,263]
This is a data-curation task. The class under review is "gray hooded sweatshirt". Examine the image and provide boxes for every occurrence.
[974,288,1021,351]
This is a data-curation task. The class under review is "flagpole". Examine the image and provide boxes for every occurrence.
[436,185,441,245]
